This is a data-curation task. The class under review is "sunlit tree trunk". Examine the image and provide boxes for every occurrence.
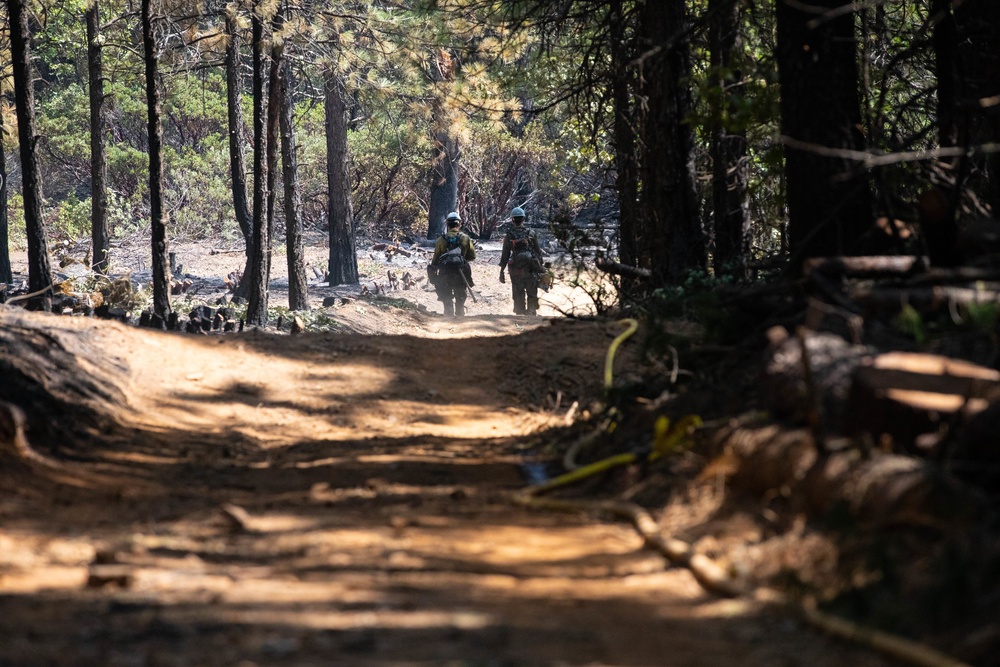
[87,1,110,274]
[776,0,874,270]
[638,0,705,285]
[709,0,750,279]
[246,6,270,326]
[8,0,53,305]
[325,71,359,285]
[142,0,170,318]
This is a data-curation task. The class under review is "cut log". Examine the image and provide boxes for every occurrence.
[713,425,981,531]
[845,352,1000,455]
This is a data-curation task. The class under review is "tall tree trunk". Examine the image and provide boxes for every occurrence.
[709,0,750,279]
[142,0,170,318]
[87,0,110,275]
[426,48,459,240]
[953,0,1000,216]
[245,7,270,326]
[427,131,459,240]
[279,59,308,310]
[776,0,875,270]
[7,0,52,305]
[637,0,704,285]
[266,24,280,277]
[610,0,640,283]
[0,106,12,285]
[225,9,254,299]
[931,0,960,150]
[325,71,359,285]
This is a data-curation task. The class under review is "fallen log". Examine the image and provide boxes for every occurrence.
[803,255,926,280]
[0,309,132,450]
[712,424,981,531]
[849,285,1000,313]
[594,260,652,280]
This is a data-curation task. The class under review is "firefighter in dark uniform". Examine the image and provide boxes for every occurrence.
[431,211,476,316]
[499,207,543,316]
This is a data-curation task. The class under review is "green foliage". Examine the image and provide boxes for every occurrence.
[959,301,999,332]
[47,193,91,240]
[645,270,742,345]
[894,302,926,343]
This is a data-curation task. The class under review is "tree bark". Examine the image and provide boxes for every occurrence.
[427,132,459,241]
[426,49,459,241]
[225,9,254,299]
[7,0,53,304]
[245,7,270,327]
[0,107,11,285]
[266,26,280,279]
[325,71,359,285]
[931,0,960,150]
[952,0,1000,217]
[142,0,170,319]
[279,59,308,310]
[637,0,705,285]
[610,0,640,287]
[87,0,110,275]
[776,0,876,271]
[709,0,750,280]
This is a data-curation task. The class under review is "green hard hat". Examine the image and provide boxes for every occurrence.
[511,207,525,218]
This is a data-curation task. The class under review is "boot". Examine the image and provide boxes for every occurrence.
[443,301,454,316]
[455,302,466,317]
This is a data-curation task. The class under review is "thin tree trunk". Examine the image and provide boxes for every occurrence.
[325,72,358,285]
[7,0,52,305]
[279,59,308,310]
[87,0,109,275]
[638,0,704,285]
[709,0,750,279]
[610,0,640,284]
[225,9,253,299]
[0,107,11,285]
[142,0,170,319]
[266,27,280,274]
[245,7,270,326]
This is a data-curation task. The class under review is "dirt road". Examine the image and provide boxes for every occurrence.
[0,242,901,666]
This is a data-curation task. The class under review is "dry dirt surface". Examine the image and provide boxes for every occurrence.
[0,240,905,666]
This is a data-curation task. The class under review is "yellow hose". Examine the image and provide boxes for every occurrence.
[604,318,639,391]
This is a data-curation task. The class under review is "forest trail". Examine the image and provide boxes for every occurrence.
[0,245,899,666]
[0,312,900,666]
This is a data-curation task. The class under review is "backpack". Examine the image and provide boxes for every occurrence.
[438,234,466,269]
[508,229,538,271]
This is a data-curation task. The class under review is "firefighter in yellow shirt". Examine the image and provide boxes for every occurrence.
[431,212,476,316]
